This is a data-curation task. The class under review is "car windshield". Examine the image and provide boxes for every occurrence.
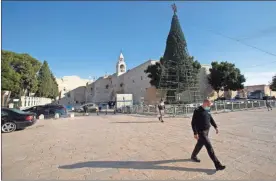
[83,103,93,106]
[10,108,28,114]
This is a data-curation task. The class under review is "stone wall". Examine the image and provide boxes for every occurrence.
[87,60,157,105]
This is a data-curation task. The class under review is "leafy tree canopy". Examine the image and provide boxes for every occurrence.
[1,50,41,97]
[2,50,58,100]
[270,75,276,91]
[208,61,246,95]
[35,61,59,99]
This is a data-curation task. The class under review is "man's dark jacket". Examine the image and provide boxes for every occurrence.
[191,106,217,135]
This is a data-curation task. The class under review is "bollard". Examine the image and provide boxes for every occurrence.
[54,113,60,119]
[69,113,74,118]
[38,114,44,120]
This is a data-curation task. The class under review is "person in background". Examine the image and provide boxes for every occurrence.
[265,97,273,111]
[83,105,88,116]
[191,99,226,171]
[113,102,116,115]
[157,99,165,123]
[96,106,99,116]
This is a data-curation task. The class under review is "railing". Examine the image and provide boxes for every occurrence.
[120,100,276,117]
[20,96,52,109]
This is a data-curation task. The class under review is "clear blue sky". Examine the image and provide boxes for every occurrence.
[2,1,276,85]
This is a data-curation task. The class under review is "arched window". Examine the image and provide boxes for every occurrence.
[120,64,125,72]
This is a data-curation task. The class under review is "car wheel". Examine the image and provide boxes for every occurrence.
[1,122,17,133]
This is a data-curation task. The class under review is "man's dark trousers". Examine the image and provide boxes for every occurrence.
[191,129,221,167]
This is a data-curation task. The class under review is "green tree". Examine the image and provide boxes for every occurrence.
[162,12,201,83]
[1,57,21,97]
[270,75,276,91]
[144,57,163,88]
[145,8,201,94]
[36,61,52,97]
[49,73,59,99]
[208,61,246,97]
[1,50,41,96]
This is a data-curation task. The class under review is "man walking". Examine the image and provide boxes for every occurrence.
[191,99,226,171]
[265,98,273,111]
[157,99,165,123]
[83,105,88,116]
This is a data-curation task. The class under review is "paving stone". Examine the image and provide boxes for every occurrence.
[247,170,276,180]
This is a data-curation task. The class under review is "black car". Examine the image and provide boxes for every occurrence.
[23,104,67,119]
[263,96,276,100]
[1,108,37,133]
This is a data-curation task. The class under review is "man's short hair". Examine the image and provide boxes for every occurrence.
[203,99,212,105]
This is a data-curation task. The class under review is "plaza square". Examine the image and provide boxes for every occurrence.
[2,109,276,180]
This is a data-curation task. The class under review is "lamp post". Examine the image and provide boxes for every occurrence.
[123,96,125,113]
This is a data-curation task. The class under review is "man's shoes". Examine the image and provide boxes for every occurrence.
[191,157,201,162]
[216,165,226,171]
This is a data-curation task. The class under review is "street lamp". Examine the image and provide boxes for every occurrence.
[123,97,125,113]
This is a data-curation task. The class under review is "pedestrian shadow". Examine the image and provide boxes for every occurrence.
[125,114,157,118]
[59,159,216,175]
[111,121,158,124]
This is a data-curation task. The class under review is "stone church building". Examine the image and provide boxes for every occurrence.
[57,52,213,106]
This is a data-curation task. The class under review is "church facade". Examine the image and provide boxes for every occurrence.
[85,52,158,104]
[57,52,213,106]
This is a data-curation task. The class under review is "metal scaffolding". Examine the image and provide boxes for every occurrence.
[157,58,203,104]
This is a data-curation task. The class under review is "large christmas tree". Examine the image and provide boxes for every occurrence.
[158,4,202,104]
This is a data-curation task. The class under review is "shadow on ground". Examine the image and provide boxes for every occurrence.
[111,121,159,124]
[59,159,216,175]
[125,114,157,118]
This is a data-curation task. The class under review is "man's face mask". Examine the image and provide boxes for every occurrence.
[204,106,211,111]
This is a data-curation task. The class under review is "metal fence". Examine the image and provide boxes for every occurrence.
[120,100,276,117]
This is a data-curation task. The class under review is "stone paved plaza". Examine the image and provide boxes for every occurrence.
[2,109,276,180]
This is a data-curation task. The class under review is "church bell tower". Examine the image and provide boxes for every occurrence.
[116,50,127,76]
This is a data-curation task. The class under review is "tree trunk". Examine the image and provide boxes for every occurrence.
[6,92,11,107]
[1,91,11,107]
[216,90,220,98]
[1,91,6,107]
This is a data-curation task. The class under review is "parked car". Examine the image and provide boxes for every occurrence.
[1,108,37,133]
[75,103,98,112]
[23,104,67,119]
[234,95,246,100]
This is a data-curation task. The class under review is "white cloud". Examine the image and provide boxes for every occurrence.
[244,72,275,86]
